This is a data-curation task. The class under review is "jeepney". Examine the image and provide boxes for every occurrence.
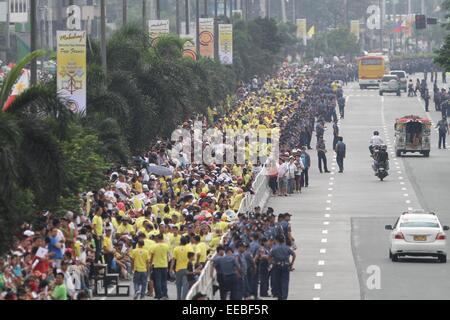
[394,115,431,157]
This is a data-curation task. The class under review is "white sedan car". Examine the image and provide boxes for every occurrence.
[385,211,449,263]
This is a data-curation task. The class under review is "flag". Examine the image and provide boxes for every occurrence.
[2,69,30,112]
[307,26,315,39]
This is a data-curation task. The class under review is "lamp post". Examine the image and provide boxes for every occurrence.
[30,0,38,85]
[101,0,107,80]
[123,0,127,25]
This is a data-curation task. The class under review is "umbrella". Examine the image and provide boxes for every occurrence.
[146,164,173,177]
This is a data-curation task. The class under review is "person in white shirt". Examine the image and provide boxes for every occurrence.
[294,155,305,193]
[277,159,288,196]
[115,175,130,201]
[369,131,384,155]
[286,157,297,194]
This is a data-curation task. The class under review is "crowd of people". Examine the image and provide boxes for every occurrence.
[391,57,442,78]
[0,56,354,301]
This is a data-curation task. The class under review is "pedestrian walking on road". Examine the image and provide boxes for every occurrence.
[332,120,340,151]
[315,120,325,143]
[335,137,346,173]
[436,117,449,149]
[300,147,311,188]
[338,95,346,119]
[131,239,150,300]
[317,138,330,173]
[424,89,430,112]
[269,235,296,301]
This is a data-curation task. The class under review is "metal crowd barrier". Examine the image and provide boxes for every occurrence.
[185,165,270,300]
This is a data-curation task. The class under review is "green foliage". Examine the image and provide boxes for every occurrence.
[435,33,450,72]
[435,2,450,71]
[61,124,111,195]
[306,28,359,58]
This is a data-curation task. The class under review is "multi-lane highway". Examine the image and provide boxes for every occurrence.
[269,76,450,300]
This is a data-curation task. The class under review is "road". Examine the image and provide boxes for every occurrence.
[268,75,450,300]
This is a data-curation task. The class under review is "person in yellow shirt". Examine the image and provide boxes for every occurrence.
[130,239,150,300]
[208,229,223,251]
[192,235,209,266]
[150,234,170,300]
[231,189,245,212]
[170,237,194,300]
[92,207,103,263]
[116,218,135,236]
[103,228,115,270]
[133,176,144,194]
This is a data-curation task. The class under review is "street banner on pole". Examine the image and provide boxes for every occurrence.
[148,20,170,46]
[218,24,233,65]
[57,30,87,115]
[182,34,197,61]
[296,19,307,45]
[199,18,215,59]
[351,20,360,41]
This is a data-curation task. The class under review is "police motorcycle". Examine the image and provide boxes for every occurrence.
[371,145,390,181]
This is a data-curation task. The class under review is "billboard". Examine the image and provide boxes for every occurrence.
[182,34,197,61]
[297,19,307,45]
[219,24,233,65]
[199,18,215,59]
[57,31,87,115]
[351,20,360,41]
[148,20,170,46]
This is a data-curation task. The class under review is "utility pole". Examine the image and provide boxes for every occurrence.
[101,0,107,80]
[421,0,425,15]
[185,0,190,34]
[266,0,270,18]
[142,0,147,31]
[204,0,207,17]
[245,0,249,20]
[229,0,233,19]
[156,0,161,20]
[292,0,296,23]
[345,0,349,27]
[176,0,181,34]
[196,0,200,56]
[379,0,384,51]
[123,0,128,26]
[30,0,37,86]
[281,0,287,23]
[6,0,10,51]
[224,0,227,17]
[214,0,218,60]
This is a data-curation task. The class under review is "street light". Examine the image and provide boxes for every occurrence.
[30,0,37,85]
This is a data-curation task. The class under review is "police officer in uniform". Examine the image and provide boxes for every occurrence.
[255,238,270,297]
[214,247,242,300]
[269,235,296,300]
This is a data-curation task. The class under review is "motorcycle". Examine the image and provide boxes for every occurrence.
[374,161,389,181]
[371,147,390,181]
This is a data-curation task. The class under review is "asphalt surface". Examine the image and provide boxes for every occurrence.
[268,74,450,300]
